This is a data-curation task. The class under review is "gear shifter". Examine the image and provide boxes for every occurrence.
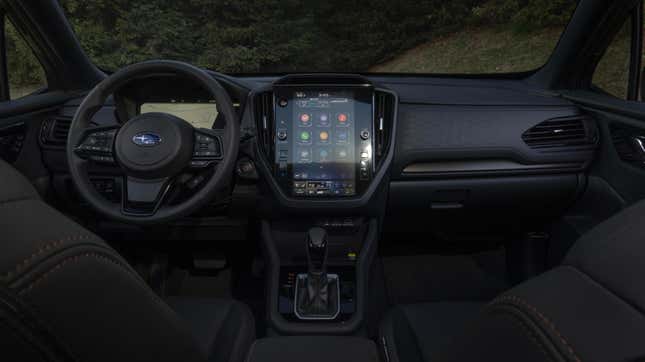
[295,227,339,319]
[307,227,328,273]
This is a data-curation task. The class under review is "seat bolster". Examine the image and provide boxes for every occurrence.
[564,199,645,312]
[434,266,645,362]
[166,297,256,362]
[0,158,39,204]
[0,199,108,286]
[0,179,206,362]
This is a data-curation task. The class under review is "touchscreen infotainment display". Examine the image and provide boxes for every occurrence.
[291,90,356,195]
[273,86,373,198]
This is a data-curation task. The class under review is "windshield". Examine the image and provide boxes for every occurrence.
[59,0,577,74]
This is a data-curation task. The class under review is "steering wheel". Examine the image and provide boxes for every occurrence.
[66,60,239,224]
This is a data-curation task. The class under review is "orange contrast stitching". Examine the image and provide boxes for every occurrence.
[3,234,94,280]
[492,295,582,362]
[18,252,128,295]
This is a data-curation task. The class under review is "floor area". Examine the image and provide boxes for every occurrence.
[381,249,509,305]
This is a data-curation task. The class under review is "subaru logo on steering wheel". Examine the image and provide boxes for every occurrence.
[132,132,162,147]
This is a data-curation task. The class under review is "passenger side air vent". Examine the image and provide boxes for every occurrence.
[522,116,597,150]
[254,91,274,159]
[40,117,72,146]
[374,91,395,165]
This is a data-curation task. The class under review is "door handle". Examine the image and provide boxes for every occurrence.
[630,136,645,155]
[629,136,645,160]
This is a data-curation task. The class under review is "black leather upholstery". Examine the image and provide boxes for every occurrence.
[381,199,645,362]
[0,159,254,362]
[246,336,380,362]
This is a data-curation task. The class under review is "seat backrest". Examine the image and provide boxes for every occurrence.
[438,200,645,362]
[0,159,206,362]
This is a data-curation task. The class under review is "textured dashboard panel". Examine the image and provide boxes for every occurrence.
[392,104,596,178]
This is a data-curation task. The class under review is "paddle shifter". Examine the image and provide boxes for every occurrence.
[295,227,340,319]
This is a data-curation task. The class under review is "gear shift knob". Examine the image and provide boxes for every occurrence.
[306,227,328,272]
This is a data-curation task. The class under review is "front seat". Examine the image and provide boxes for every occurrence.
[0,159,255,362]
[381,199,645,362]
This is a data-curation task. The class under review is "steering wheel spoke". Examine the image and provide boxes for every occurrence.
[189,129,223,169]
[121,176,174,216]
[74,125,119,165]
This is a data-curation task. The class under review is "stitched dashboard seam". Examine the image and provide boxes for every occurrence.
[492,295,581,362]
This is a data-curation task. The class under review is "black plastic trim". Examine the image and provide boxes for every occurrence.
[401,160,584,178]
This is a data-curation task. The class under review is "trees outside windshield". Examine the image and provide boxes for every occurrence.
[9,0,582,97]
[56,0,577,74]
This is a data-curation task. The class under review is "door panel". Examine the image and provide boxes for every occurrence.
[0,92,75,193]
[562,91,645,232]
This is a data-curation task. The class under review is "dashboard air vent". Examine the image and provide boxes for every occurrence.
[522,116,597,150]
[40,117,72,146]
[374,91,395,165]
[254,91,274,157]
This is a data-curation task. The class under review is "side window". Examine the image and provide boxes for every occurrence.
[592,17,633,99]
[3,17,47,100]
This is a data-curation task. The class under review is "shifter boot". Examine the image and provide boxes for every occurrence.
[295,273,339,319]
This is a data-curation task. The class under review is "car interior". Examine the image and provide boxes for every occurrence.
[1,0,645,361]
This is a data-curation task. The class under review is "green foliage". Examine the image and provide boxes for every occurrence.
[58,0,483,73]
[5,0,579,90]
[5,20,46,97]
[471,0,578,32]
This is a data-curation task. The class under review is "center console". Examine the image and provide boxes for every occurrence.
[251,74,397,336]
[261,218,377,335]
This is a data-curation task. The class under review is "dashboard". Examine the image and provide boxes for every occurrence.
[35,70,598,227]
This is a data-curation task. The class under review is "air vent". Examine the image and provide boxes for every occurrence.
[40,117,72,146]
[254,92,274,158]
[522,116,597,150]
[374,91,395,165]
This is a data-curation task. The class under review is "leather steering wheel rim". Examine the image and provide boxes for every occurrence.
[66,60,240,224]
